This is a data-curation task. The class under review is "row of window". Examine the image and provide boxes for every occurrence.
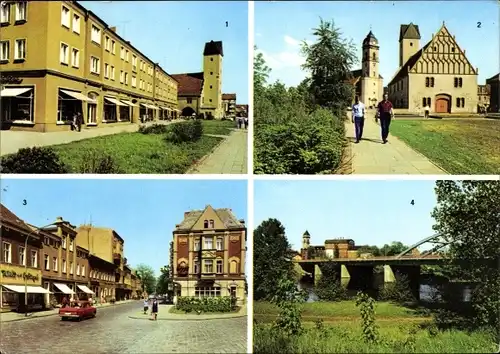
[2,242,37,267]
[62,4,155,79]
[44,235,74,251]
[0,39,26,62]
[193,236,225,251]
[0,1,26,24]
[425,77,435,88]
[192,259,239,274]
[42,253,86,277]
[89,270,113,282]
[454,77,463,88]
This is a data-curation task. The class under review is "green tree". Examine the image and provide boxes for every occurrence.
[254,46,271,94]
[315,261,348,301]
[135,264,156,295]
[156,265,172,295]
[301,18,357,112]
[254,218,295,300]
[431,180,500,330]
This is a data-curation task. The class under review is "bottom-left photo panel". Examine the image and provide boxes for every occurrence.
[0,178,248,354]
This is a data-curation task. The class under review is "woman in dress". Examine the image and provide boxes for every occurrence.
[151,298,158,321]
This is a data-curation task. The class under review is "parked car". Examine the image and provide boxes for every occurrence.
[59,301,96,321]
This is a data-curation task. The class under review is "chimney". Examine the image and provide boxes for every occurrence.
[239,219,245,225]
[110,26,116,32]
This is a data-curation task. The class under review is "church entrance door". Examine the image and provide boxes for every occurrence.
[435,94,451,113]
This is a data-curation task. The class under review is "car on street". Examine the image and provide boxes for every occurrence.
[59,300,96,321]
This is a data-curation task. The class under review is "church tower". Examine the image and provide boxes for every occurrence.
[201,40,224,119]
[360,31,383,107]
[399,23,421,67]
[301,230,311,259]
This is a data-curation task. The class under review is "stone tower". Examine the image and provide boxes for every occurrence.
[302,230,311,249]
[361,31,382,107]
[399,23,421,67]
[201,40,224,119]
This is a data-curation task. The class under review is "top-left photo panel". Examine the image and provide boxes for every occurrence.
[0,1,249,175]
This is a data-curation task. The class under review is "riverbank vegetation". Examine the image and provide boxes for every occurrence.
[253,19,357,174]
[253,180,499,352]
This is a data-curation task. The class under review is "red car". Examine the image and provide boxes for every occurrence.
[59,301,96,321]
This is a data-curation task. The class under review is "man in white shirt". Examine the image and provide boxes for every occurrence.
[352,96,366,143]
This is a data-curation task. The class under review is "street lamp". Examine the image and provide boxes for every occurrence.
[24,217,65,316]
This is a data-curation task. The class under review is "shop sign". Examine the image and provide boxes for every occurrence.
[1,269,39,282]
[0,76,23,85]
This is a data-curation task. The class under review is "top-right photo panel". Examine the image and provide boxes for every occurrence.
[253,1,500,175]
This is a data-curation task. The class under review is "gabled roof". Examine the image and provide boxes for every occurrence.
[170,73,204,96]
[303,230,310,236]
[399,23,421,41]
[486,73,500,83]
[175,205,244,231]
[0,204,32,233]
[203,40,223,57]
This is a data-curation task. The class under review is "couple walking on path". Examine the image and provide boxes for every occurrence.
[351,93,394,144]
[143,298,159,321]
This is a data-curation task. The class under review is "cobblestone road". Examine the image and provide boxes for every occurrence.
[0,301,247,353]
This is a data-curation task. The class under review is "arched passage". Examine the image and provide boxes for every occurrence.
[181,107,196,117]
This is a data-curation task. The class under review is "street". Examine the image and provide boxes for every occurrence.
[0,301,247,353]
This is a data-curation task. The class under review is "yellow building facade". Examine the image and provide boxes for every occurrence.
[0,1,178,132]
[388,23,479,114]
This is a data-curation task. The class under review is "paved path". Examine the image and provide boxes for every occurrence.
[0,120,177,156]
[0,300,247,353]
[345,112,446,174]
[129,303,247,321]
[188,129,248,174]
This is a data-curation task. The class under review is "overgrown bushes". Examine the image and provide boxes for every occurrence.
[166,120,203,144]
[176,296,236,313]
[139,124,169,135]
[1,147,69,173]
[79,151,122,174]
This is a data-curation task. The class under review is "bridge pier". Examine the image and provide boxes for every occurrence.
[340,264,350,288]
[314,264,322,286]
[383,264,420,300]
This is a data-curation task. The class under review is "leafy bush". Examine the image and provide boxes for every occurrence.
[78,151,122,174]
[176,296,236,313]
[166,120,203,144]
[356,291,379,343]
[139,124,169,134]
[314,262,349,301]
[254,108,345,174]
[378,273,416,303]
[1,147,69,174]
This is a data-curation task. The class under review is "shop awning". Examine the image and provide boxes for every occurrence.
[77,285,94,294]
[2,285,51,294]
[140,103,158,110]
[1,87,33,97]
[160,106,170,110]
[105,97,127,106]
[121,100,138,107]
[53,283,74,294]
[60,89,96,103]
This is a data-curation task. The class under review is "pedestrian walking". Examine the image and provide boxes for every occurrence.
[351,96,365,143]
[376,93,394,144]
[244,117,248,129]
[76,112,83,131]
[237,117,242,129]
[424,104,430,119]
[151,298,158,321]
[143,298,149,315]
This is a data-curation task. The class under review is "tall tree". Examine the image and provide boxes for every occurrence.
[135,263,156,295]
[432,180,500,330]
[301,18,357,111]
[254,46,271,93]
[254,218,295,301]
[156,265,172,295]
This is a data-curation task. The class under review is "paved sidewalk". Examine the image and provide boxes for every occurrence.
[0,299,137,323]
[345,113,446,174]
[128,303,247,321]
[187,129,248,174]
[0,120,178,156]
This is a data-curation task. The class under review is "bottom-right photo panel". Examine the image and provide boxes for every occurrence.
[253,179,499,353]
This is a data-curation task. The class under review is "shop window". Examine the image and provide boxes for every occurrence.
[1,86,34,122]
[57,89,82,124]
[103,100,117,122]
[119,105,130,121]
[87,92,97,125]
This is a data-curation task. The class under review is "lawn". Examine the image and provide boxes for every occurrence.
[51,120,230,173]
[202,119,236,135]
[390,119,500,174]
[254,301,497,353]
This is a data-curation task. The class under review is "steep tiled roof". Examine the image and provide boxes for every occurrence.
[203,41,223,57]
[222,93,236,100]
[176,206,244,230]
[0,204,33,233]
[399,23,421,41]
[170,73,204,96]
[388,41,431,86]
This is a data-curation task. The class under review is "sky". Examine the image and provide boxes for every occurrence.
[80,1,249,103]
[254,180,440,252]
[255,1,499,87]
[0,179,248,276]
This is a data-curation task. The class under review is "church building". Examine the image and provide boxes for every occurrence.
[171,41,224,119]
[387,23,479,114]
[350,31,384,108]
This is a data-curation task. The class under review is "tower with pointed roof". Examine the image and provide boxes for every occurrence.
[302,230,311,249]
[360,31,384,106]
[399,23,421,68]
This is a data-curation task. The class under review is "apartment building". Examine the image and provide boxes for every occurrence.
[0,205,47,312]
[222,93,236,119]
[171,205,246,304]
[0,1,179,132]
[39,217,92,307]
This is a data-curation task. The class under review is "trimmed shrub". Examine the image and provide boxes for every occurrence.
[139,124,169,135]
[166,120,203,144]
[79,151,122,174]
[176,296,236,313]
[1,147,69,174]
